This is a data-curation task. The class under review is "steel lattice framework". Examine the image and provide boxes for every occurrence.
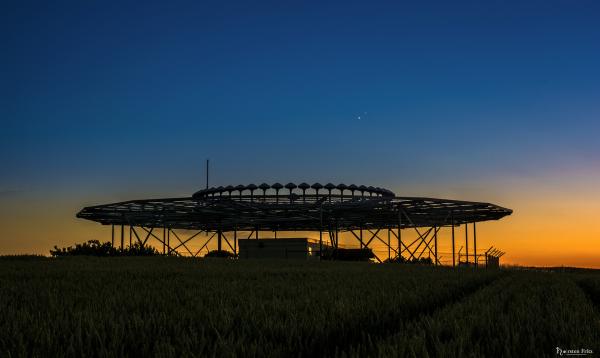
[76,182,512,265]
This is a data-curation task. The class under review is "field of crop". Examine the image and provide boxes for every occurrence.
[1,257,599,357]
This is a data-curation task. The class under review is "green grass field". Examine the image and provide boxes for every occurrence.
[1,257,599,357]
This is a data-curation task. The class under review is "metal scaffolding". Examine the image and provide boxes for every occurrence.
[76,182,512,264]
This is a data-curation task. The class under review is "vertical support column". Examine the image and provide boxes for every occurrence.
[234,227,237,256]
[473,221,477,267]
[217,230,222,251]
[319,230,323,260]
[319,204,323,260]
[398,209,402,260]
[434,225,438,266]
[111,224,115,247]
[451,214,455,267]
[120,225,124,250]
[255,226,259,240]
[387,228,391,261]
[129,226,132,248]
[167,228,171,255]
[465,223,469,265]
[359,226,363,249]
[162,226,166,255]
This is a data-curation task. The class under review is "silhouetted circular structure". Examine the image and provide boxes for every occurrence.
[76,182,512,231]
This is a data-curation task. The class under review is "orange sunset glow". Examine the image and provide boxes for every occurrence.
[1,164,598,268]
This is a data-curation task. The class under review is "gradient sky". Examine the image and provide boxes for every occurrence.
[2,1,600,267]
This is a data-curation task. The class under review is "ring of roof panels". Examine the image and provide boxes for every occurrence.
[76,182,512,231]
[192,182,395,204]
[76,194,512,231]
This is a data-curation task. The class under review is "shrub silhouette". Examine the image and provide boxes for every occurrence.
[383,256,407,263]
[50,240,159,257]
[122,242,160,256]
[383,256,433,265]
[204,250,236,259]
[321,248,375,261]
[409,257,433,265]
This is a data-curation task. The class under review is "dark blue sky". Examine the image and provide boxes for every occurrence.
[2,0,600,199]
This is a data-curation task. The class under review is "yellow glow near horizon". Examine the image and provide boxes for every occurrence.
[1,167,599,268]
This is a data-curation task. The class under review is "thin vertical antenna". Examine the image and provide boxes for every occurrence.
[206,159,209,189]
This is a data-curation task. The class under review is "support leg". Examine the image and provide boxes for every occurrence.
[387,228,391,261]
[359,226,363,249]
[473,221,477,267]
[451,213,455,267]
[319,229,322,260]
[434,225,438,266]
[218,230,222,251]
[319,205,323,260]
[398,210,402,260]
[465,223,469,265]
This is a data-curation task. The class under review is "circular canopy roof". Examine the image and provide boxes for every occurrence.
[76,183,512,231]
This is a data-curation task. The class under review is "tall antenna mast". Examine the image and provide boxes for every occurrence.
[206,159,209,189]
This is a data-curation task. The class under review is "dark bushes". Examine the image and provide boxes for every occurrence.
[204,250,237,258]
[384,256,433,265]
[321,248,375,261]
[50,240,159,257]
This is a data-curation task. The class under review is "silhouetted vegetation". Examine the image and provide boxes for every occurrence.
[383,256,434,265]
[204,249,237,258]
[50,240,159,257]
[0,254,48,260]
[321,248,375,261]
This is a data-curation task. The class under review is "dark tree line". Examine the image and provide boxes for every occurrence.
[383,256,433,265]
[50,240,159,257]
[204,250,236,258]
